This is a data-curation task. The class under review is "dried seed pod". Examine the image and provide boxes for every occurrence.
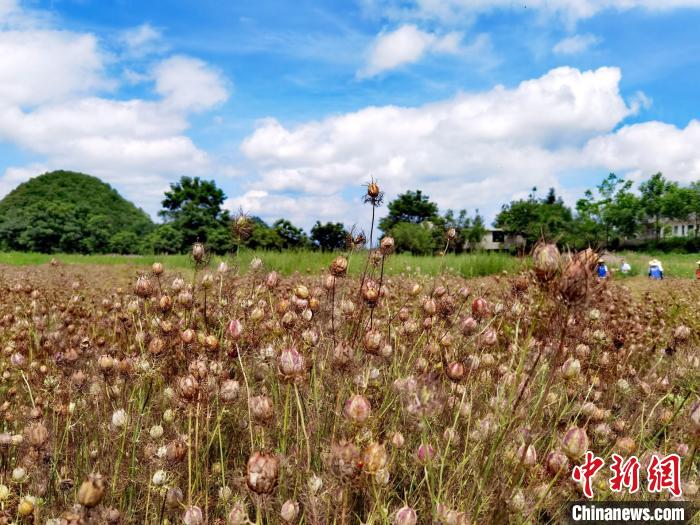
[77,473,105,508]
[246,452,279,494]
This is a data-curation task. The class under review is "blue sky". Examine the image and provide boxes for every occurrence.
[1,0,700,230]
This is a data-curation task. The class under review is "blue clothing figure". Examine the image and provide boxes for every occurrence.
[649,265,663,280]
[597,262,608,278]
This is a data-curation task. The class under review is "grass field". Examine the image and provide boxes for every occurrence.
[0,249,698,278]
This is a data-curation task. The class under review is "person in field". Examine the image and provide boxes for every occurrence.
[648,259,663,280]
[620,259,631,274]
[696,261,700,280]
[596,259,609,279]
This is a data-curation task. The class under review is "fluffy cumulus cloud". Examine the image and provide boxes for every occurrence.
[363,0,700,23]
[240,65,700,228]
[359,24,462,77]
[0,1,229,214]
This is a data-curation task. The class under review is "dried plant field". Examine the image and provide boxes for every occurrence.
[0,244,698,524]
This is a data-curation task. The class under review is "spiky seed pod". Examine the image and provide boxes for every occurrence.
[394,506,417,525]
[562,427,588,459]
[152,262,164,276]
[192,243,206,263]
[228,319,243,339]
[367,181,380,199]
[330,440,361,479]
[18,497,34,517]
[294,285,309,300]
[159,295,172,312]
[362,442,387,473]
[343,394,372,424]
[516,443,537,467]
[181,328,195,344]
[183,506,204,525]
[177,375,199,401]
[690,401,700,431]
[228,502,248,525]
[363,330,382,354]
[278,347,306,380]
[148,337,165,355]
[25,422,49,448]
[380,236,395,256]
[416,443,435,464]
[281,499,300,523]
[134,276,153,298]
[561,357,581,379]
[559,261,589,304]
[220,380,240,402]
[77,473,104,508]
[471,297,489,319]
[532,242,561,281]
[266,271,279,289]
[329,256,348,277]
[250,395,275,423]
[461,316,478,335]
[446,362,464,382]
[546,450,570,475]
[437,294,456,317]
[246,452,279,494]
[481,328,497,346]
[166,439,187,462]
[361,280,380,307]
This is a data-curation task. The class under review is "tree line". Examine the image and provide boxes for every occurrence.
[1,170,698,254]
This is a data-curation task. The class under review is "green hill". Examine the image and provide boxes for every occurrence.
[0,170,154,253]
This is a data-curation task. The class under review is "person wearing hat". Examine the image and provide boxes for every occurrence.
[648,259,663,280]
[596,258,609,279]
[695,261,700,280]
[620,258,631,274]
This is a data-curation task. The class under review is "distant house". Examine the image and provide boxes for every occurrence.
[635,215,699,241]
[467,228,526,252]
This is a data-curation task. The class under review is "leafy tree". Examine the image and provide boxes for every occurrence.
[145,224,184,254]
[379,190,440,232]
[245,219,284,250]
[273,219,309,249]
[495,188,573,247]
[388,222,435,255]
[443,209,470,253]
[109,231,140,254]
[640,173,671,241]
[0,170,153,253]
[159,176,230,252]
[466,210,487,250]
[310,222,347,251]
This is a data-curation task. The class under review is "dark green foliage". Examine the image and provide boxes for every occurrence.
[273,219,309,249]
[159,176,231,253]
[388,222,435,255]
[495,187,574,248]
[0,170,153,253]
[144,224,184,254]
[379,190,440,232]
[310,221,347,251]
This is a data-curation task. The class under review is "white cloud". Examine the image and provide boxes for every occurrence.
[154,55,229,112]
[0,2,231,215]
[584,120,700,184]
[239,66,700,229]
[362,0,700,24]
[359,24,463,77]
[120,23,165,57]
[225,190,354,227]
[0,30,108,106]
[553,33,600,54]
